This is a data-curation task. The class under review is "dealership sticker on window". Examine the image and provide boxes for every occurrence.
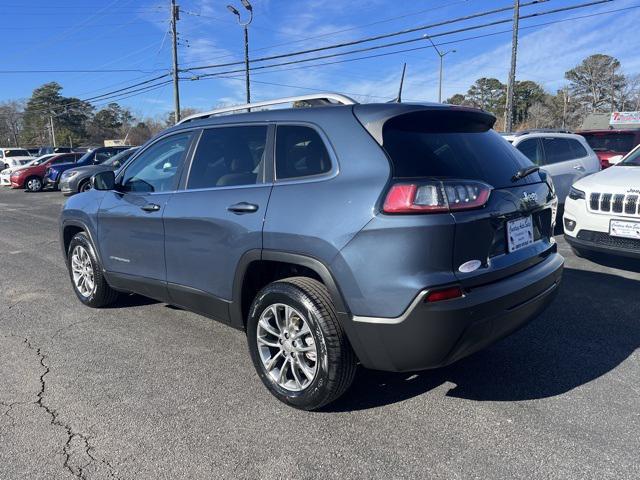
[610,220,640,240]
[507,216,534,253]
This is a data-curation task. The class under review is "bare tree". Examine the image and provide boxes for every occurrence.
[0,101,25,146]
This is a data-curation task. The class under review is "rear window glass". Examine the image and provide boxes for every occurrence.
[276,126,332,179]
[382,111,533,188]
[581,133,635,153]
[5,149,30,157]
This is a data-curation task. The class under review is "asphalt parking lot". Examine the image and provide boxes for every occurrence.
[0,187,638,480]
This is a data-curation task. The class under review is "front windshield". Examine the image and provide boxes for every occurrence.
[31,155,54,166]
[620,147,640,166]
[75,150,93,164]
[103,148,136,166]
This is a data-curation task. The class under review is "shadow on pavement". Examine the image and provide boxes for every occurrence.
[578,252,640,274]
[327,267,639,412]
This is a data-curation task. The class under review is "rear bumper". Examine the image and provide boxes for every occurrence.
[44,177,58,189]
[344,252,564,372]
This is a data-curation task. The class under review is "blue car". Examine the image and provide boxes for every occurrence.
[60,94,563,410]
[44,146,132,190]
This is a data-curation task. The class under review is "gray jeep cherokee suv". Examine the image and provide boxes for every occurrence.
[60,94,563,410]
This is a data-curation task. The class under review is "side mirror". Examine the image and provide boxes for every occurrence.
[92,170,116,191]
[608,154,624,165]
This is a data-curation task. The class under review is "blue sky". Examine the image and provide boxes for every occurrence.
[1,0,639,117]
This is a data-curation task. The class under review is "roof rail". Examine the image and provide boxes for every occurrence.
[177,93,358,124]
[515,128,574,136]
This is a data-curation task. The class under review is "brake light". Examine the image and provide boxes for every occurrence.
[383,180,492,214]
[425,286,463,302]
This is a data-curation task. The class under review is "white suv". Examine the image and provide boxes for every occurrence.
[0,148,34,171]
[503,130,600,206]
[564,144,640,258]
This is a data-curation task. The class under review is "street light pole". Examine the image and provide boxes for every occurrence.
[227,1,253,105]
[424,35,456,103]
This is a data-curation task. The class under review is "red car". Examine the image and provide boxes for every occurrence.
[577,129,640,169]
[10,152,82,192]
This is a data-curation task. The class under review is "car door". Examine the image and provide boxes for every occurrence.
[97,131,195,297]
[539,137,585,204]
[163,124,273,322]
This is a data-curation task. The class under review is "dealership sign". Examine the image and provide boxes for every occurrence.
[610,111,640,125]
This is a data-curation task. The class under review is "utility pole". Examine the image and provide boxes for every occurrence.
[49,116,57,147]
[562,86,569,129]
[504,0,520,132]
[171,0,181,123]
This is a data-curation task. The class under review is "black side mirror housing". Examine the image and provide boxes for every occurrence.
[92,170,116,191]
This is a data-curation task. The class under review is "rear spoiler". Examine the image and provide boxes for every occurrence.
[353,104,496,145]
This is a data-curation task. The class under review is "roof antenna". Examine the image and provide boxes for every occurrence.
[395,63,407,103]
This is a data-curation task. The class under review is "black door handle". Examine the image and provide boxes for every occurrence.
[228,202,259,214]
[141,203,161,212]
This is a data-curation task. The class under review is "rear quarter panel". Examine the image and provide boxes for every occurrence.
[262,108,390,294]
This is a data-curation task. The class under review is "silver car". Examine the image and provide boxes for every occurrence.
[503,130,601,205]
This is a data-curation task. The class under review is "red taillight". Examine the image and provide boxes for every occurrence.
[383,180,492,214]
[425,286,464,303]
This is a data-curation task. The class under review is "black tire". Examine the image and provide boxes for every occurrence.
[247,276,357,410]
[24,176,43,192]
[79,179,92,193]
[67,232,119,308]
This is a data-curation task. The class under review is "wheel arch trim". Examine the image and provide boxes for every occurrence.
[230,249,349,329]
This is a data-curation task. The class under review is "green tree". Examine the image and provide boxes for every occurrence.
[446,93,467,105]
[565,54,626,113]
[512,80,546,127]
[465,77,505,114]
[22,82,93,146]
[87,103,133,144]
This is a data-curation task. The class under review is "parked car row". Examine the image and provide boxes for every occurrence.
[0,145,136,194]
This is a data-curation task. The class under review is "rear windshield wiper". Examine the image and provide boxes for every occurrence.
[511,165,540,182]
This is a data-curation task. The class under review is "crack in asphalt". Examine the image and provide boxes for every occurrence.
[6,336,122,480]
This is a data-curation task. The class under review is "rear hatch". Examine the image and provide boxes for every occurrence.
[579,131,638,167]
[360,106,556,287]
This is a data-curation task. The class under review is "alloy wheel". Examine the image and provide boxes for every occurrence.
[27,178,41,191]
[256,303,318,392]
[71,245,95,298]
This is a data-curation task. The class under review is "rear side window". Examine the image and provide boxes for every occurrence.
[382,110,531,188]
[516,139,542,165]
[541,138,578,164]
[187,126,268,189]
[276,126,332,180]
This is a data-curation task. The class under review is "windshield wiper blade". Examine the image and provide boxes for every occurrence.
[511,165,540,182]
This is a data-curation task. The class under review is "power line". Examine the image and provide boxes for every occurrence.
[178,0,473,67]
[183,0,551,72]
[187,4,640,87]
[0,69,166,74]
[186,0,618,80]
